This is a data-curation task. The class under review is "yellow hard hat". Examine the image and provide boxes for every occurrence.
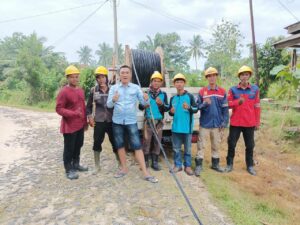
[204,67,218,77]
[173,73,186,82]
[238,65,253,76]
[150,71,163,81]
[65,65,79,76]
[95,66,108,76]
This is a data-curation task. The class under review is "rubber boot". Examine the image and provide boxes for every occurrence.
[73,159,88,172]
[225,157,233,173]
[151,154,161,171]
[211,158,224,172]
[247,166,256,176]
[144,154,150,168]
[92,151,100,175]
[194,158,203,177]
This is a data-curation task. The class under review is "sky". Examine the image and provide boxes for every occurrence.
[0,0,299,69]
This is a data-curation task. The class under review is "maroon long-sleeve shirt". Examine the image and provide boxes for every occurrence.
[56,85,87,134]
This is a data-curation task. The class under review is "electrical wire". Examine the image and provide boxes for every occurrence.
[52,0,109,47]
[0,1,106,24]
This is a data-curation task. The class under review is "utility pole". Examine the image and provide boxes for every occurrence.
[113,0,119,66]
[249,0,259,85]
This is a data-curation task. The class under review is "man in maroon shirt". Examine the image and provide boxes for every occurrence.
[56,65,88,180]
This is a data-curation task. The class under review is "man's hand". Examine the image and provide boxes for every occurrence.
[88,118,95,127]
[112,91,119,103]
[182,102,190,110]
[238,97,245,105]
[143,92,149,101]
[204,97,211,105]
[156,98,163,106]
[170,107,175,114]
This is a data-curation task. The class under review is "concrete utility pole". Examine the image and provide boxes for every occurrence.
[249,0,259,85]
[113,0,119,65]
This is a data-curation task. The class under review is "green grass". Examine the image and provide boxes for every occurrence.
[0,100,55,112]
[261,104,300,150]
[0,90,55,112]
[201,170,288,225]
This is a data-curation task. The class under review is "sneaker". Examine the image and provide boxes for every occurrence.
[170,166,183,173]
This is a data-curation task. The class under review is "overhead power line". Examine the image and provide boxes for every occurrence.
[0,1,106,24]
[277,0,299,22]
[129,0,211,33]
[52,0,109,47]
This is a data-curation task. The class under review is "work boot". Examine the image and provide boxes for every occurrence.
[211,158,224,173]
[247,166,256,176]
[92,151,100,175]
[73,159,88,172]
[184,167,194,176]
[151,154,161,171]
[194,158,203,177]
[144,154,150,168]
[225,157,233,173]
[66,170,79,180]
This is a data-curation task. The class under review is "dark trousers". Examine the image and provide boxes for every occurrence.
[227,126,255,167]
[93,121,116,153]
[63,128,84,172]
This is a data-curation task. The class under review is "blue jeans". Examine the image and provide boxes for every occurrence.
[172,132,192,168]
[112,123,142,150]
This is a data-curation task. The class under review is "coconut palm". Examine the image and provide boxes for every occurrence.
[188,35,204,70]
[95,42,113,67]
[77,45,93,66]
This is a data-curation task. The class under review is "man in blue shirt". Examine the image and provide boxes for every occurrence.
[169,73,198,176]
[195,67,229,176]
[107,65,158,183]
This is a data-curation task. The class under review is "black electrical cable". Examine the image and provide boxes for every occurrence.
[130,51,204,225]
[131,49,161,87]
[148,120,204,225]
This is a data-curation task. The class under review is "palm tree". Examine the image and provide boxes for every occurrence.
[188,35,204,70]
[137,35,155,51]
[95,42,113,67]
[77,45,93,66]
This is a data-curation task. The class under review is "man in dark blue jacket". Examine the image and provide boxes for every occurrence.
[195,67,229,176]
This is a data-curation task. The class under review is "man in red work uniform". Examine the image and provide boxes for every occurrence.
[225,66,260,176]
[56,65,88,180]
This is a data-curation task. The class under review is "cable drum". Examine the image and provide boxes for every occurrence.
[131,49,162,87]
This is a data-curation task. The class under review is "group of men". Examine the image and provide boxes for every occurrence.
[56,63,260,183]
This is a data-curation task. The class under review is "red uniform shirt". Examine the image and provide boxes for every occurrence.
[228,83,260,127]
[56,86,87,134]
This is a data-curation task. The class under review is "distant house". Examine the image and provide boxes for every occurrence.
[274,21,300,68]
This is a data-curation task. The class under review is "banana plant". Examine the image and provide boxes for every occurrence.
[270,64,300,101]
[270,64,300,129]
